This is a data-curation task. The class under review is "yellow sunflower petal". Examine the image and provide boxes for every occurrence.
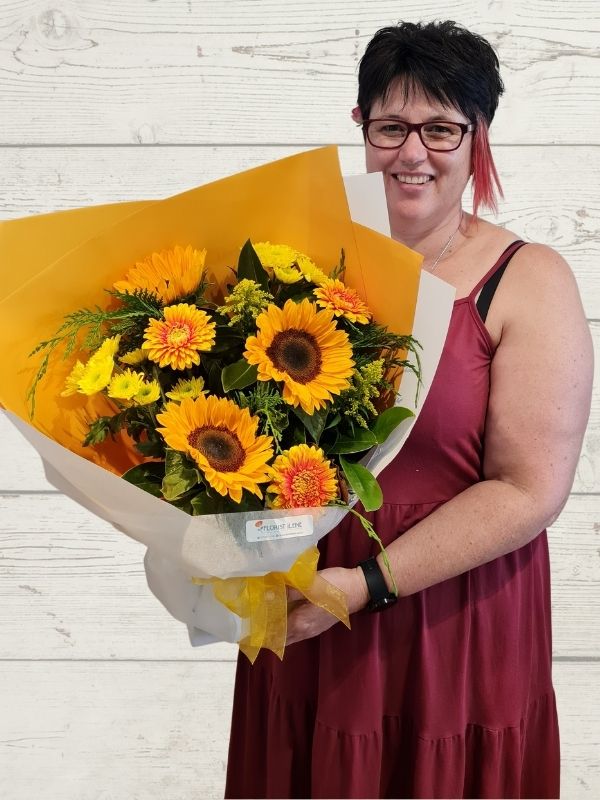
[243,298,354,414]
[156,395,274,502]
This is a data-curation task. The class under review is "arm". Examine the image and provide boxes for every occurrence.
[286,245,594,643]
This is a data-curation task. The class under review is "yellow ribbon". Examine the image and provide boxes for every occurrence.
[191,546,350,663]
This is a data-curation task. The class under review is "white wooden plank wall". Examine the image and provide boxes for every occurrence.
[0,2,598,798]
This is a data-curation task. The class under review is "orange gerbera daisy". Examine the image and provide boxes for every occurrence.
[313,279,372,324]
[114,244,206,304]
[156,395,274,502]
[142,303,216,370]
[267,444,338,508]
[243,298,354,414]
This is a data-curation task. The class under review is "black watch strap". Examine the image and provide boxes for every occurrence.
[358,557,398,612]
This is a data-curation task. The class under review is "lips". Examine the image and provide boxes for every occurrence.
[392,173,434,185]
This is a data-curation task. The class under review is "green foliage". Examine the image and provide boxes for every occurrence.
[339,456,383,512]
[236,382,289,452]
[237,240,270,290]
[161,449,200,501]
[121,462,164,497]
[291,406,328,444]
[221,359,258,393]
[370,406,414,444]
[327,428,377,454]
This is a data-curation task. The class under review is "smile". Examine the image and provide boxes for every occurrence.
[393,174,434,185]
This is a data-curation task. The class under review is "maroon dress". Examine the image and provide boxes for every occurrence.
[225,241,560,799]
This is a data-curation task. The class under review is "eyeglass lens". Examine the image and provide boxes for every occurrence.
[369,121,463,150]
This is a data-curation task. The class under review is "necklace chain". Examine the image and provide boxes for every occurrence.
[427,211,464,272]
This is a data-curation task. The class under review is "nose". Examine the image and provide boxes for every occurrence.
[395,129,429,165]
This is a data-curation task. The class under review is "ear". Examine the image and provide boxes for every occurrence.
[351,105,362,123]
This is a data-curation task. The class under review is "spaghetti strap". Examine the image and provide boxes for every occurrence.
[468,239,527,301]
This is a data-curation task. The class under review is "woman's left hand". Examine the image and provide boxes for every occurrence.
[286,566,369,645]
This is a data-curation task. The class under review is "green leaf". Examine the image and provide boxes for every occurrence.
[370,406,414,444]
[83,417,113,447]
[135,439,166,458]
[191,491,236,516]
[237,239,270,290]
[325,412,341,430]
[339,456,383,512]
[221,359,258,393]
[326,428,377,454]
[291,406,328,444]
[161,449,200,501]
[121,462,164,498]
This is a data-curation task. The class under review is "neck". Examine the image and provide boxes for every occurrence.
[390,208,467,268]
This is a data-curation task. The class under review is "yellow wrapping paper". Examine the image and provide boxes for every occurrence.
[192,546,349,663]
[0,146,423,659]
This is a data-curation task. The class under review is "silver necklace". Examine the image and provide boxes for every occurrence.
[427,211,464,272]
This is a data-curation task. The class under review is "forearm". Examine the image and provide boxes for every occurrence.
[373,479,561,598]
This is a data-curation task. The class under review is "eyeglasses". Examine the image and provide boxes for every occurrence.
[362,119,475,152]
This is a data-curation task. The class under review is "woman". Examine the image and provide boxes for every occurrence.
[225,21,593,799]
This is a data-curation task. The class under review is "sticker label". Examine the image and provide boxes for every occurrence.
[246,514,314,543]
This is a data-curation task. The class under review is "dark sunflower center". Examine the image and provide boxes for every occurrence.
[187,425,245,472]
[266,329,322,384]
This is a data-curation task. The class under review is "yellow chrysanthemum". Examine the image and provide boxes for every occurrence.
[119,348,147,365]
[244,298,354,414]
[253,242,328,286]
[313,279,372,324]
[165,376,206,402]
[267,444,338,509]
[77,355,114,396]
[108,369,145,400]
[156,395,274,503]
[142,303,216,370]
[295,254,329,286]
[114,245,206,304]
[95,335,122,359]
[134,380,162,405]
[60,360,86,397]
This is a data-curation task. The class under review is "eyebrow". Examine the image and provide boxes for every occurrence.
[377,113,457,122]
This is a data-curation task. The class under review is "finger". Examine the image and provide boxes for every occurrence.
[286,587,304,603]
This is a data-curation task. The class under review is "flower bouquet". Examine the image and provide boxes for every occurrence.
[0,147,455,660]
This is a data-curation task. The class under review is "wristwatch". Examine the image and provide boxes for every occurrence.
[358,557,398,612]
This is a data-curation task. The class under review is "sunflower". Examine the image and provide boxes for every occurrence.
[267,444,338,508]
[142,303,216,370]
[108,369,145,400]
[165,376,206,402]
[114,244,206,304]
[313,279,372,324]
[134,379,162,405]
[156,395,274,502]
[77,355,114,396]
[244,298,354,414]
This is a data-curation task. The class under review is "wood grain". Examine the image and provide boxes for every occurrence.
[0,660,597,799]
[0,2,598,144]
[0,492,598,659]
[0,145,598,318]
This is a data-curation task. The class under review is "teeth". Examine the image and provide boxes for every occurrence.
[395,175,432,185]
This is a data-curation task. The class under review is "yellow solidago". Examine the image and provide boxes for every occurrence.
[108,369,145,400]
[166,376,206,402]
[219,279,274,325]
[338,359,385,427]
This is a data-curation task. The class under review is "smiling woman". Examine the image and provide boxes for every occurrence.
[224,19,594,800]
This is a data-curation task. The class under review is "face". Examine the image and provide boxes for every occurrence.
[364,81,473,228]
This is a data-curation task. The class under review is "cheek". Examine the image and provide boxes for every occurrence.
[365,144,394,174]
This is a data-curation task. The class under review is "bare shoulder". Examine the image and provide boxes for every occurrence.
[498,241,586,326]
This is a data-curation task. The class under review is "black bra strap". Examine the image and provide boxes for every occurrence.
[475,241,528,323]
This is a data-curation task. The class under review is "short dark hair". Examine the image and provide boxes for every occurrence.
[357,21,504,126]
